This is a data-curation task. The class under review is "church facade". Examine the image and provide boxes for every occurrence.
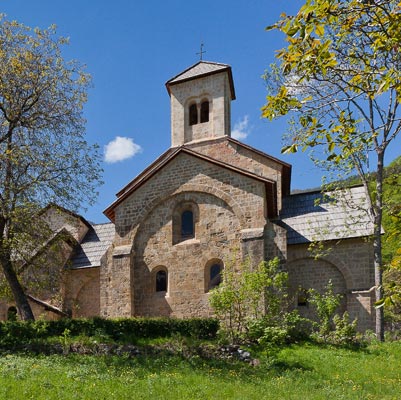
[0,61,376,331]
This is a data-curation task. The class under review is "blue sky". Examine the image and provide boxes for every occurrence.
[2,1,399,222]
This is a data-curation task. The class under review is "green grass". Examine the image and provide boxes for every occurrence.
[0,342,400,399]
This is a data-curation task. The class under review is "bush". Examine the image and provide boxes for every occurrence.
[307,282,359,346]
[330,312,358,345]
[308,280,342,340]
[247,311,312,346]
[209,257,288,343]
[0,317,219,348]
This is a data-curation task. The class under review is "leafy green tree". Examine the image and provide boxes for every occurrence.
[209,257,288,343]
[263,0,401,341]
[381,156,401,265]
[0,17,102,320]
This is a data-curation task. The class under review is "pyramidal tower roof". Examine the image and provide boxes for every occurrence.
[166,61,235,99]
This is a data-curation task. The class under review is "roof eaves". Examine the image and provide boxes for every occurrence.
[104,147,181,221]
[226,137,292,196]
[103,146,277,222]
[116,147,177,198]
[165,61,235,100]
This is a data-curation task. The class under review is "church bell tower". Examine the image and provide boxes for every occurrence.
[166,61,236,147]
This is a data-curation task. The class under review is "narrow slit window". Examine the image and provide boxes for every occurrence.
[189,103,198,126]
[209,264,222,289]
[181,210,194,239]
[156,270,167,292]
[200,101,209,123]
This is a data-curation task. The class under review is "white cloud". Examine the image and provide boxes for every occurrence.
[231,115,250,140]
[104,136,142,163]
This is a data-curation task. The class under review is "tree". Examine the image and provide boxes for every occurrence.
[0,17,102,320]
[208,257,288,342]
[262,0,401,340]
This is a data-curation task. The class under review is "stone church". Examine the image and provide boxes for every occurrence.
[0,61,376,331]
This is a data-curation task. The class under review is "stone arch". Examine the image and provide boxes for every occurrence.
[129,183,248,242]
[287,251,355,290]
[74,276,100,318]
[131,188,242,317]
[286,256,348,319]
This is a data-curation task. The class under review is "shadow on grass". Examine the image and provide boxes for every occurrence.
[90,346,315,382]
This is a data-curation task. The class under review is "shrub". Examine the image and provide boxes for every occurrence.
[0,317,219,348]
[209,257,289,343]
[308,280,342,340]
[308,281,358,346]
[330,312,358,345]
[247,310,312,346]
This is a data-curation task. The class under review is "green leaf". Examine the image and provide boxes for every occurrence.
[282,144,298,154]
[374,298,385,309]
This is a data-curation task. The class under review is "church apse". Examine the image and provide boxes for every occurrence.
[132,190,242,318]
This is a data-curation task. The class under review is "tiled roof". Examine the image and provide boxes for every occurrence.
[165,61,235,99]
[167,61,230,84]
[70,223,115,269]
[278,186,374,245]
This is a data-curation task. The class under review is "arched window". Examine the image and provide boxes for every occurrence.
[181,210,194,239]
[189,103,198,126]
[209,264,222,289]
[205,259,223,292]
[200,101,209,123]
[172,200,199,245]
[156,270,168,292]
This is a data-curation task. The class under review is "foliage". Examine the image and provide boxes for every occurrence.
[381,156,401,265]
[263,0,401,161]
[308,280,342,339]
[0,317,219,348]
[263,0,401,340]
[382,256,401,329]
[209,257,288,343]
[307,280,358,345]
[247,310,312,346]
[330,312,358,346]
[0,16,102,319]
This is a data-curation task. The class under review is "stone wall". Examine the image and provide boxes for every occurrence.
[41,206,89,243]
[113,152,267,243]
[64,267,100,318]
[101,151,269,318]
[170,73,232,146]
[286,238,375,331]
[133,191,242,317]
[187,138,286,211]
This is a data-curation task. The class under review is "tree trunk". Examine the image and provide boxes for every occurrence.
[374,151,385,341]
[0,253,35,321]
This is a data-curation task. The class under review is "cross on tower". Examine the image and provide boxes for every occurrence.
[196,43,206,60]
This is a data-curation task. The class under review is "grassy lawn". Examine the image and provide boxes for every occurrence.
[0,342,400,399]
